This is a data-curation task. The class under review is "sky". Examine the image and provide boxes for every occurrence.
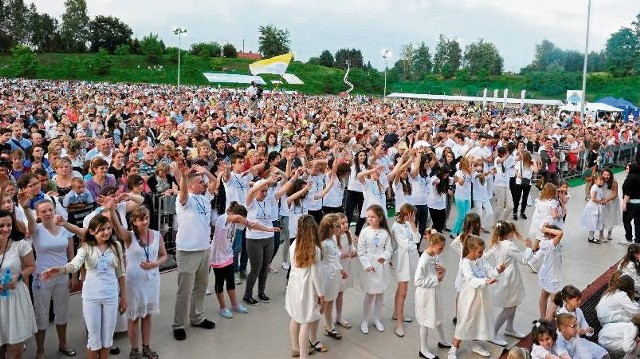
[30,0,640,72]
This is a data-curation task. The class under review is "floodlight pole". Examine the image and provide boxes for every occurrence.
[173,27,187,91]
[580,0,591,124]
[383,50,391,100]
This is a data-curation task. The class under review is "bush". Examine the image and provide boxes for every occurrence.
[114,44,130,55]
[222,43,237,58]
[10,45,39,78]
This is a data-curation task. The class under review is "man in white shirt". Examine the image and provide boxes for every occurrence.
[173,162,218,341]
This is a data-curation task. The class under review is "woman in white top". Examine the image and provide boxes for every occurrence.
[596,272,640,357]
[23,199,77,358]
[493,146,514,223]
[321,160,350,215]
[410,149,437,239]
[285,215,325,357]
[344,150,368,235]
[618,244,640,297]
[109,204,167,359]
[318,214,347,341]
[390,204,420,337]
[356,165,390,221]
[42,214,126,359]
[389,153,414,215]
[601,168,622,241]
[512,151,538,220]
[452,157,472,237]
[357,205,394,335]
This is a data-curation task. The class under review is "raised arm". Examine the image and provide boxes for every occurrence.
[18,192,37,236]
[388,155,412,183]
[314,173,336,200]
[107,199,132,244]
[246,178,274,206]
[54,215,86,238]
[276,168,303,200]
[177,161,193,206]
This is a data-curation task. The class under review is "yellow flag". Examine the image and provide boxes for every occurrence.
[249,53,293,75]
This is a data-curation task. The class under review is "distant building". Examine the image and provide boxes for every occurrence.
[238,52,263,60]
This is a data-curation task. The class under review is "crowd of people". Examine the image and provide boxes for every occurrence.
[0,78,639,359]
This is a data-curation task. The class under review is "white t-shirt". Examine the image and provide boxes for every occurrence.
[83,202,128,230]
[246,196,277,239]
[427,176,447,210]
[224,172,251,211]
[32,223,73,274]
[306,173,326,211]
[176,192,213,251]
[323,178,345,208]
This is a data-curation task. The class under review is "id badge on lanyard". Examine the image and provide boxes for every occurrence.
[96,254,110,274]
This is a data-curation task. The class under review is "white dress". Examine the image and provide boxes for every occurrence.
[529,238,563,293]
[454,257,499,341]
[556,332,608,359]
[531,343,568,359]
[357,226,393,294]
[414,252,443,328]
[528,199,558,240]
[484,240,532,308]
[598,322,638,355]
[450,235,464,292]
[285,241,324,324]
[602,182,622,229]
[360,178,389,218]
[580,185,604,232]
[618,261,640,296]
[125,230,161,320]
[392,180,410,212]
[391,222,420,282]
[596,290,640,355]
[337,234,355,291]
[320,238,342,301]
[0,240,37,346]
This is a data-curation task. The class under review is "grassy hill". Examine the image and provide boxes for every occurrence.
[0,52,638,103]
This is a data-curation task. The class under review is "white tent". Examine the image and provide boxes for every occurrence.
[387,92,563,106]
[559,102,623,113]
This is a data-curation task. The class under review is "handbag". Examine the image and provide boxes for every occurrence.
[519,162,531,186]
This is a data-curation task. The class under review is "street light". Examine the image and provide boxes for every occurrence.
[382,49,392,99]
[172,27,188,91]
[580,0,591,124]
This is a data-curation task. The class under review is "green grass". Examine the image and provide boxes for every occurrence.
[566,166,625,187]
[0,52,639,103]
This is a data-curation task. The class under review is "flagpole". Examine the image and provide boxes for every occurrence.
[580,0,591,124]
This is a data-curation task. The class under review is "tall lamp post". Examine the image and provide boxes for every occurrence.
[172,27,188,91]
[580,0,591,124]
[382,49,392,99]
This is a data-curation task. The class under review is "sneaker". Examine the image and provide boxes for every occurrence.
[447,347,457,359]
[218,308,233,319]
[588,237,601,244]
[504,329,527,339]
[360,321,369,334]
[191,319,216,330]
[258,293,271,303]
[231,304,249,314]
[489,336,508,346]
[373,320,384,332]
[268,265,278,273]
[282,261,290,270]
[234,273,242,285]
[243,296,260,306]
[239,271,248,279]
[206,289,213,295]
[472,345,490,357]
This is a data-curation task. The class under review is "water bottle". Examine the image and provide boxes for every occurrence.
[0,268,11,298]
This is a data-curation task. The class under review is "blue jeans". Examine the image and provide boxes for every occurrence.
[452,198,471,235]
[233,228,248,272]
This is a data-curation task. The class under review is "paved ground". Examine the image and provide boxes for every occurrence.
[26,174,629,359]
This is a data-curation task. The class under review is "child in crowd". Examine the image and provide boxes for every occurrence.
[529,184,559,248]
[450,213,481,323]
[507,347,531,359]
[334,213,357,329]
[554,285,595,336]
[415,231,450,359]
[484,221,533,346]
[555,312,609,358]
[618,244,640,297]
[448,235,506,359]
[580,172,605,243]
[357,205,393,335]
[62,177,95,211]
[318,214,347,341]
[530,320,570,359]
[554,180,570,228]
[528,224,564,321]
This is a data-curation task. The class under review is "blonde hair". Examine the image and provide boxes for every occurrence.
[539,183,557,201]
[462,235,485,258]
[507,347,531,359]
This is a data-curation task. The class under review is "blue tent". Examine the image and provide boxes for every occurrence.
[595,97,639,122]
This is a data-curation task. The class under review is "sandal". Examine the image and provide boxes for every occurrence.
[292,348,315,357]
[142,345,159,359]
[130,348,141,359]
[336,319,352,329]
[308,340,329,352]
[324,328,342,340]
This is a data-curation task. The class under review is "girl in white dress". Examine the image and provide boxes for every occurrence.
[318,214,347,341]
[109,204,167,359]
[285,215,325,358]
[389,152,413,212]
[530,320,570,359]
[450,213,481,323]
[334,213,356,330]
[528,224,564,321]
[471,160,494,233]
[528,184,560,245]
[391,203,420,337]
[415,232,450,359]
[357,204,393,335]
[356,165,390,221]
[580,173,605,243]
[601,168,622,241]
[618,244,640,297]
[554,285,595,336]
[554,181,570,229]
[596,273,640,358]
[484,221,533,346]
[448,235,506,359]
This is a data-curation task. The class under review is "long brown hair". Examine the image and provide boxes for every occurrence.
[603,271,635,300]
[460,212,481,249]
[462,235,484,258]
[395,203,416,224]
[539,183,557,201]
[294,215,321,268]
[490,221,520,247]
[335,213,353,249]
[318,214,340,242]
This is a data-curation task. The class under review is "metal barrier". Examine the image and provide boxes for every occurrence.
[149,193,178,271]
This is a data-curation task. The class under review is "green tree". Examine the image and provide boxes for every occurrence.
[562,50,583,72]
[29,11,63,52]
[532,40,565,71]
[334,48,364,69]
[257,24,291,58]
[10,45,39,78]
[114,44,130,55]
[89,15,132,53]
[189,42,221,57]
[92,48,112,75]
[0,0,31,50]
[307,57,321,65]
[462,39,503,76]
[61,0,89,52]
[413,42,433,78]
[400,43,416,79]
[605,27,639,76]
[433,34,461,78]
[318,50,334,67]
[587,51,607,72]
[222,43,237,58]
[140,33,164,63]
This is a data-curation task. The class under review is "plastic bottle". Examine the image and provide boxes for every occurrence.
[0,268,11,297]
